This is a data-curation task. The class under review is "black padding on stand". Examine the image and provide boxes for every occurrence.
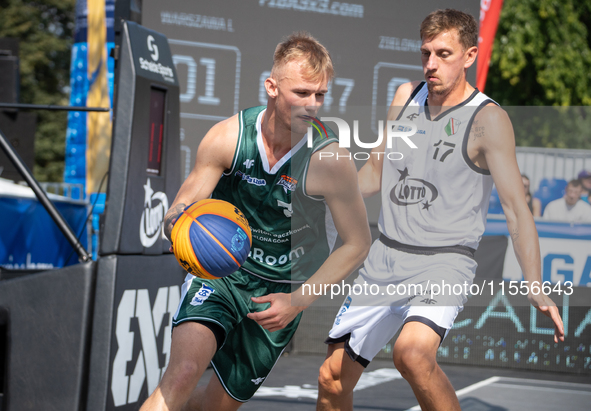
[0,262,96,411]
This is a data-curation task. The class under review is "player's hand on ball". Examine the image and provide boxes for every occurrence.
[247,293,305,332]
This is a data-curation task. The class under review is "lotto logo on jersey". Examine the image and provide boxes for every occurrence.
[276,174,298,193]
[390,167,439,210]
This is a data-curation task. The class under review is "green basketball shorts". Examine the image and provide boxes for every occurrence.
[172,269,302,402]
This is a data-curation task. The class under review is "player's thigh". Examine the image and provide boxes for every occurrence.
[211,307,301,402]
[328,292,405,365]
[173,273,254,354]
[162,322,218,390]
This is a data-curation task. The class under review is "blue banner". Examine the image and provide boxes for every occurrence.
[64,0,115,193]
[485,217,591,240]
[0,197,88,269]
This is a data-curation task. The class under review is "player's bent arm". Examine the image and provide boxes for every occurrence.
[358,81,419,198]
[246,144,371,332]
[477,106,564,342]
[296,144,372,306]
[163,115,239,241]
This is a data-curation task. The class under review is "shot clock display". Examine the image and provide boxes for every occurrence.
[147,88,166,175]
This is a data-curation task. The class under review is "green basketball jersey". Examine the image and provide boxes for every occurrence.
[212,106,339,283]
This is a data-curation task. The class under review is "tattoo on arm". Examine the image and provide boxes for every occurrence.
[510,228,520,243]
[164,203,186,242]
[470,120,485,140]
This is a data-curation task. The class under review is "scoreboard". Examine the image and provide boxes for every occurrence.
[142,0,479,182]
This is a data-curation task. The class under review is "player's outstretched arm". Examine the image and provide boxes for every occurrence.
[477,106,565,342]
[163,115,239,242]
[358,81,419,197]
[247,144,371,332]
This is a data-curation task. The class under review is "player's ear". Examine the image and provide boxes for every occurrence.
[464,46,478,69]
[265,76,278,99]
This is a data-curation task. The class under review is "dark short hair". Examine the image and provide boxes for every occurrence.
[420,9,478,50]
[568,179,583,189]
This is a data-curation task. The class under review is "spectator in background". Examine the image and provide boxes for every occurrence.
[578,170,591,204]
[543,179,591,223]
[522,174,541,217]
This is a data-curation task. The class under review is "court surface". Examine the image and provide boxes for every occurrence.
[196,353,591,410]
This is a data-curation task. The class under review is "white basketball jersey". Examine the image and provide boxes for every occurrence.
[379,82,496,250]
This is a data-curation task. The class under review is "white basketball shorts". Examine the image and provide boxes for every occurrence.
[326,239,477,366]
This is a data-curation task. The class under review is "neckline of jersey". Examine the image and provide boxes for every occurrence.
[424,87,480,121]
[255,109,308,174]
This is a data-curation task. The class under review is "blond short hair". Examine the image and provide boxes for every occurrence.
[271,32,334,82]
[420,9,478,50]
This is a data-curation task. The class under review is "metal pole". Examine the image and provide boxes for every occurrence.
[0,127,91,262]
[0,103,110,112]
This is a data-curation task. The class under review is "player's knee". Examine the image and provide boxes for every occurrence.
[393,343,436,384]
[164,360,203,392]
[317,359,346,397]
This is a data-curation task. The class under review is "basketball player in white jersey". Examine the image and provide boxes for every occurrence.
[316,9,564,411]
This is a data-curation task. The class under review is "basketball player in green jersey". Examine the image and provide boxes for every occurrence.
[140,33,371,411]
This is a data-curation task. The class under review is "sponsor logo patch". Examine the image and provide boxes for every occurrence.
[140,178,169,248]
[276,174,298,193]
[251,377,266,385]
[190,284,215,306]
[235,170,266,186]
[335,296,353,325]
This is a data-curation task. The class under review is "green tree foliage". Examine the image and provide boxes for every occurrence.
[486,0,591,149]
[487,0,591,106]
[0,0,76,181]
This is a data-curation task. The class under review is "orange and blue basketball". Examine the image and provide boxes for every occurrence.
[171,199,252,279]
